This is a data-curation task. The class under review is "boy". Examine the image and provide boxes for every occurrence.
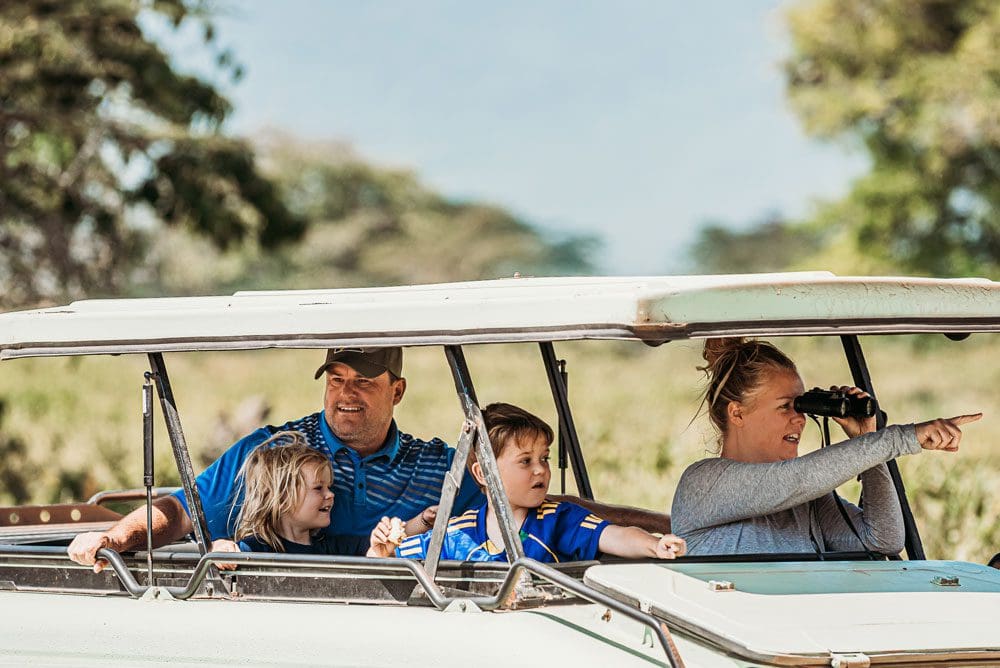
[368,402,685,562]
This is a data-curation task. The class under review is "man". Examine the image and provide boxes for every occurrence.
[69,347,669,569]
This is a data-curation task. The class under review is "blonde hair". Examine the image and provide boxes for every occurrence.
[469,403,554,487]
[232,431,332,552]
[699,337,798,440]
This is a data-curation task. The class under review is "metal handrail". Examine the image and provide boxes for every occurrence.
[495,559,682,668]
[86,487,181,506]
[0,546,682,666]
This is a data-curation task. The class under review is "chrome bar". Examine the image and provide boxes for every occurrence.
[424,419,476,579]
[146,355,212,558]
[443,346,524,561]
[142,373,154,586]
[494,559,682,668]
[469,400,525,561]
[86,487,181,506]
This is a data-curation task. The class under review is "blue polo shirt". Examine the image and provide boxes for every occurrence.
[174,411,484,554]
[395,501,610,563]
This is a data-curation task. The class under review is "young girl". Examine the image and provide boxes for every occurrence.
[211,431,338,561]
[367,403,686,563]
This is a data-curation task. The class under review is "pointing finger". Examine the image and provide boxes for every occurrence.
[948,413,983,426]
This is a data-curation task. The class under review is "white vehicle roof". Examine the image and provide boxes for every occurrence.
[2,272,1000,359]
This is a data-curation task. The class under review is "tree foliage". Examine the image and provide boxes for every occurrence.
[687,214,824,274]
[784,0,1000,276]
[140,131,598,294]
[264,133,597,284]
[0,0,304,308]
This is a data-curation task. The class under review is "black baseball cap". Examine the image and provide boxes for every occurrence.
[314,347,403,380]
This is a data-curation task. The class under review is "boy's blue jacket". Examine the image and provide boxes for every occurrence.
[395,500,609,562]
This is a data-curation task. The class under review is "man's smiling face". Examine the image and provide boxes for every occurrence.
[323,362,405,454]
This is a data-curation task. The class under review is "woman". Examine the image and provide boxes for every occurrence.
[670,337,980,557]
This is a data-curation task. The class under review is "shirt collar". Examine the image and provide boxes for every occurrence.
[319,414,400,464]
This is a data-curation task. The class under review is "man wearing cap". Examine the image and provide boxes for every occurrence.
[68,347,485,565]
[69,347,669,568]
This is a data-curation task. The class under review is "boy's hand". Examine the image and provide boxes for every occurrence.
[367,516,405,558]
[654,534,686,559]
[210,539,241,570]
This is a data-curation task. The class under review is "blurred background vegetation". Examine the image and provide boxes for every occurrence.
[1,0,998,562]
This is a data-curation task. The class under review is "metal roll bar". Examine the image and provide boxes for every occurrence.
[86,488,181,506]
[840,335,924,559]
[539,342,593,498]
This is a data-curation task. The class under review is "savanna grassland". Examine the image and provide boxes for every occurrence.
[1,335,997,563]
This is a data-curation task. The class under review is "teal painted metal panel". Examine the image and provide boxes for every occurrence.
[659,560,1000,595]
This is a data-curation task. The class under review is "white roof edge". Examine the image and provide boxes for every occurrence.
[2,273,999,358]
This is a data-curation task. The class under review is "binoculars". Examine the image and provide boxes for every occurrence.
[793,388,877,418]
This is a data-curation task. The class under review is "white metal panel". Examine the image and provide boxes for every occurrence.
[585,562,1000,663]
[1,591,668,667]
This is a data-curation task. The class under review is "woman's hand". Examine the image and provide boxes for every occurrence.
[830,386,877,438]
[210,539,241,571]
[914,413,982,451]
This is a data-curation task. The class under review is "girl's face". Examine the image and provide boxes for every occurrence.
[494,432,552,513]
[289,463,334,531]
[729,368,807,463]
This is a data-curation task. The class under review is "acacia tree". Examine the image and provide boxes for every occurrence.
[0,0,304,308]
[784,0,1000,276]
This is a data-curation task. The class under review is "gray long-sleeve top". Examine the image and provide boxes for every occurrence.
[670,425,921,556]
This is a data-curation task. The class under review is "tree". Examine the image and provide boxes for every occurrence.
[0,0,304,308]
[260,131,597,284]
[141,131,598,294]
[687,213,824,274]
[784,0,1000,276]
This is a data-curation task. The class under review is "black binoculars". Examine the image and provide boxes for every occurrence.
[793,388,877,418]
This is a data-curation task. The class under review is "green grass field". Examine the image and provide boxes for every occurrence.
[1,335,997,563]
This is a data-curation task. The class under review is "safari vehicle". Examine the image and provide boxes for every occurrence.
[1,272,999,667]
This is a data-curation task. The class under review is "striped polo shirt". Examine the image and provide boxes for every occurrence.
[174,411,484,555]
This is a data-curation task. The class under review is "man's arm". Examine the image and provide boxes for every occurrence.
[67,496,193,572]
[548,494,671,534]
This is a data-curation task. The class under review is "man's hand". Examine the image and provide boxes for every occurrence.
[67,531,114,573]
[915,413,982,451]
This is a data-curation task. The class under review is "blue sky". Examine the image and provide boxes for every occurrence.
[160,1,866,274]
